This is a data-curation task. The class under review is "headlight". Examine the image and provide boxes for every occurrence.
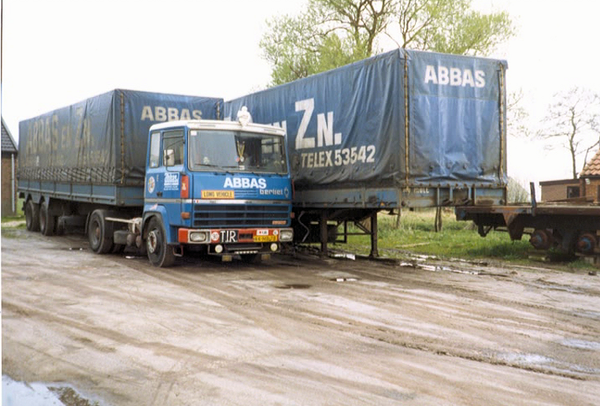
[189,231,209,243]
[279,229,293,242]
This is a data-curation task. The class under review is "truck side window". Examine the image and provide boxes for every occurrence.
[163,130,184,167]
[149,132,161,168]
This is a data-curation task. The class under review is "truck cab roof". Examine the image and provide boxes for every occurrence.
[149,119,286,137]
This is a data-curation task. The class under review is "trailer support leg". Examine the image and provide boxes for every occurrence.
[320,210,328,257]
[370,211,379,258]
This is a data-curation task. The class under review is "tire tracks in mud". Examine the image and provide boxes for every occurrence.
[108,253,600,382]
[2,300,223,365]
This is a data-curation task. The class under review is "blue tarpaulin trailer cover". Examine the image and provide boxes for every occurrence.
[225,49,507,208]
[18,89,223,188]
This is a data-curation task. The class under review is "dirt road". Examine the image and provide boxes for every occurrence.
[2,227,600,405]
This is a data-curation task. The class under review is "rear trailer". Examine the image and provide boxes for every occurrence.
[456,203,600,260]
[226,48,508,255]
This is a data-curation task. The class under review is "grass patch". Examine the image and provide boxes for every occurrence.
[2,198,25,228]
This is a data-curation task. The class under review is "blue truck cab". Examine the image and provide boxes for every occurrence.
[141,111,294,266]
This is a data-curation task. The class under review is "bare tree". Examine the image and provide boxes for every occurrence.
[507,89,531,139]
[537,87,600,179]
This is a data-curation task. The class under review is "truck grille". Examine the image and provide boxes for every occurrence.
[192,204,289,228]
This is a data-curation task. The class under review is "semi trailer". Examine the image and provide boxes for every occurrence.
[226,48,509,256]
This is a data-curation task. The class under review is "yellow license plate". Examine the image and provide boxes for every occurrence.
[253,235,277,242]
[202,190,235,199]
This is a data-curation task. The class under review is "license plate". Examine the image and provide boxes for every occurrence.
[220,230,238,243]
[253,235,277,242]
[202,190,235,199]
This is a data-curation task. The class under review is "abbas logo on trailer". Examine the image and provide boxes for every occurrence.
[140,106,203,122]
[423,65,486,88]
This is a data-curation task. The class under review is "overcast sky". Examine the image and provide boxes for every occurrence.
[2,0,600,184]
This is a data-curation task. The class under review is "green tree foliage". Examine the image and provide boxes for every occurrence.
[261,0,393,85]
[261,0,514,85]
[397,0,513,55]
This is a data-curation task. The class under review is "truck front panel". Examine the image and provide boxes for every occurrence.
[144,120,293,258]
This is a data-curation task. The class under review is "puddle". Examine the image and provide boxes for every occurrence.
[331,278,359,282]
[560,339,600,350]
[573,311,600,320]
[3,376,63,406]
[416,263,487,276]
[2,376,102,406]
[495,352,553,365]
[331,253,356,260]
[275,284,311,290]
[488,352,600,375]
[399,254,495,276]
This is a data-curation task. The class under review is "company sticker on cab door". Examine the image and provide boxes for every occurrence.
[201,190,235,199]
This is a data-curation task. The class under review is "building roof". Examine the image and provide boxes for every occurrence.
[539,178,580,187]
[581,148,600,177]
[1,118,18,154]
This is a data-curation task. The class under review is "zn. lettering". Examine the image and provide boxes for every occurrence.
[294,98,342,150]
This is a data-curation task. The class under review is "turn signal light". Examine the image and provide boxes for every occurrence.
[181,175,189,198]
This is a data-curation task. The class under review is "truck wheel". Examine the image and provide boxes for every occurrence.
[88,210,114,254]
[25,200,40,232]
[146,217,175,267]
[39,200,56,236]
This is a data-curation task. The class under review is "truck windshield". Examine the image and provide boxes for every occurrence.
[188,130,288,174]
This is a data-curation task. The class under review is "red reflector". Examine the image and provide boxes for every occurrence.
[181,175,189,198]
[178,228,189,243]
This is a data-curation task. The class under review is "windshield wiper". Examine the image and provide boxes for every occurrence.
[195,163,237,175]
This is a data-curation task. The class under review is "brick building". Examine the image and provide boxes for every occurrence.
[1,118,18,216]
[539,178,581,202]
[580,148,600,203]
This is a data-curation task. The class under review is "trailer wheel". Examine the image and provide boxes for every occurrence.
[25,199,40,232]
[146,217,175,267]
[39,200,56,236]
[88,210,114,254]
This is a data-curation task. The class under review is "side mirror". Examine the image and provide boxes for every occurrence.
[164,149,175,166]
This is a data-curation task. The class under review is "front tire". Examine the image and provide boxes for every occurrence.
[146,217,176,267]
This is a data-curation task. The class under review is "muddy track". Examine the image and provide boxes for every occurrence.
[3,228,600,405]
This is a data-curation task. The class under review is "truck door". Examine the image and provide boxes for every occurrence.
[145,129,186,227]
